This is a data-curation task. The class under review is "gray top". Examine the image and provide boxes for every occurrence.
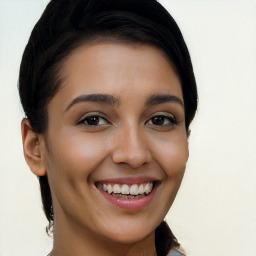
[167,248,186,256]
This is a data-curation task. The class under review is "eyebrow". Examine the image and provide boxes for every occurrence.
[65,94,120,112]
[145,94,184,106]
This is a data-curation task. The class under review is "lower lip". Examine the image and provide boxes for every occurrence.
[97,183,159,211]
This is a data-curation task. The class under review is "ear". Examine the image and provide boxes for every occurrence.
[21,118,47,176]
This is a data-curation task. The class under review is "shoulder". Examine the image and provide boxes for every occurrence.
[167,247,186,256]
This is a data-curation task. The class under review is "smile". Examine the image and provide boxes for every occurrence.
[96,182,154,199]
[95,180,160,210]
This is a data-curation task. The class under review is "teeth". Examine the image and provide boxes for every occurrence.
[121,184,129,194]
[103,184,108,192]
[144,183,153,194]
[97,182,154,196]
[113,184,121,193]
[138,184,144,194]
[107,184,113,194]
[130,184,139,195]
[114,194,145,199]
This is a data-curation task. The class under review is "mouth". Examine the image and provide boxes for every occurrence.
[95,180,160,210]
[96,181,158,199]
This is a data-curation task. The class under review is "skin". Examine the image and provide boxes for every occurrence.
[22,43,189,256]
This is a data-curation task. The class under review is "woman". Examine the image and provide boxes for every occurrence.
[19,0,197,255]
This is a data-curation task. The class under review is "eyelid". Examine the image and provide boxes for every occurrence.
[145,113,178,126]
[77,112,110,125]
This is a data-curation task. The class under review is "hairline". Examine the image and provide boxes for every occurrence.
[41,35,182,135]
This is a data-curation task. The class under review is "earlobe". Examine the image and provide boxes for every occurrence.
[21,118,47,176]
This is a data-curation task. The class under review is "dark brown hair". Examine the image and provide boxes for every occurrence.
[19,0,197,255]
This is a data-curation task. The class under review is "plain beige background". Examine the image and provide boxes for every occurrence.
[0,0,256,255]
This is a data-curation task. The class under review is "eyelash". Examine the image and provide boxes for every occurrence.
[78,115,178,127]
[78,115,109,127]
[146,115,178,126]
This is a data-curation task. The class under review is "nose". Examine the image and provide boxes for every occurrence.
[111,124,152,169]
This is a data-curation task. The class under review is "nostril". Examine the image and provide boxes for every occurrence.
[112,150,150,168]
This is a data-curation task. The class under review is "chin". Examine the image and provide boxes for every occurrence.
[107,231,152,245]
[99,218,157,245]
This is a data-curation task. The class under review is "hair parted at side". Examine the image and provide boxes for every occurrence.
[19,0,197,253]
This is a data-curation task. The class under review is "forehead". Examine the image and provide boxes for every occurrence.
[52,42,183,109]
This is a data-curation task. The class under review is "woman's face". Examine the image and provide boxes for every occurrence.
[41,42,188,244]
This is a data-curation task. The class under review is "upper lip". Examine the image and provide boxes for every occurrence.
[95,176,159,185]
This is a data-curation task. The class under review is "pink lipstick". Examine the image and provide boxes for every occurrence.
[95,177,160,211]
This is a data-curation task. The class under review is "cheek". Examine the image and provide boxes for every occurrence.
[151,132,189,178]
[44,130,110,181]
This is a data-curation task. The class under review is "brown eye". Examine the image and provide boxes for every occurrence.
[86,116,100,126]
[151,116,165,125]
[79,115,109,127]
[147,115,177,126]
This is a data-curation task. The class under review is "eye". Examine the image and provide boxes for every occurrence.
[78,115,109,127]
[146,115,177,126]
